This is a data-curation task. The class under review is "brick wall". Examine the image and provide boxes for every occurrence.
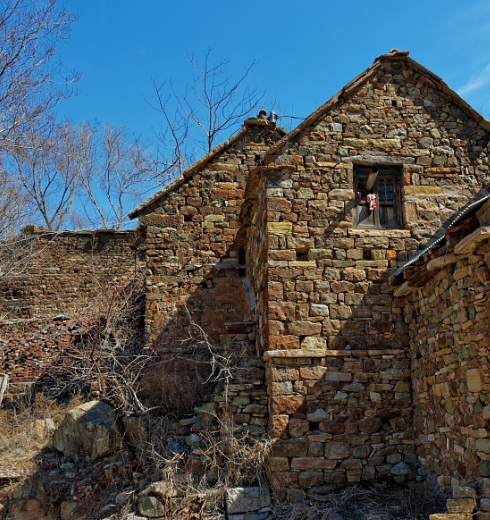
[0,228,145,320]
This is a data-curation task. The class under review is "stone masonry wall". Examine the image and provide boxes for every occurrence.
[138,121,285,351]
[0,228,144,320]
[248,53,490,491]
[404,238,490,496]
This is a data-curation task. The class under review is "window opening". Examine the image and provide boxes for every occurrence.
[354,166,402,229]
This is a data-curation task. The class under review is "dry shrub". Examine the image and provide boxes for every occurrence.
[128,310,271,518]
[45,278,153,416]
[143,416,272,520]
[140,310,252,417]
[270,482,445,520]
[0,394,85,474]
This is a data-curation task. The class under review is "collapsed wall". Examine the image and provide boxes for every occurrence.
[0,228,145,392]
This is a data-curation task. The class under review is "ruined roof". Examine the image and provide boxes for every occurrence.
[267,50,490,158]
[391,191,490,283]
[128,119,286,219]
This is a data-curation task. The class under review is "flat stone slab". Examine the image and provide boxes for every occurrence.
[226,487,271,515]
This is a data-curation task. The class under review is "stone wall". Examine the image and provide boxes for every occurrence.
[136,120,285,351]
[403,234,490,495]
[242,52,490,490]
[0,227,145,320]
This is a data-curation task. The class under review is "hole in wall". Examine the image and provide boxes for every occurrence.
[296,246,310,260]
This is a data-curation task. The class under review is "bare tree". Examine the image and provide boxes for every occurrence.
[12,120,81,230]
[149,49,265,179]
[0,0,78,152]
[75,122,154,229]
[0,165,34,237]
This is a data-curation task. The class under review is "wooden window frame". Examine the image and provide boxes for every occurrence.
[353,166,402,229]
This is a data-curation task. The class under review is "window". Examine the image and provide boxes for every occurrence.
[353,166,402,228]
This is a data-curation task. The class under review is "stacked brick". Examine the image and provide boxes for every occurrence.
[0,318,86,404]
[0,229,144,320]
[267,349,413,489]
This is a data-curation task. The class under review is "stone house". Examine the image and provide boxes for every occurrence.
[2,50,490,500]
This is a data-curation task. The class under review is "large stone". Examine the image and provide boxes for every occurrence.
[390,462,411,475]
[324,442,351,459]
[138,495,166,517]
[60,502,77,520]
[6,499,54,520]
[226,487,271,515]
[52,400,119,460]
[467,369,484,393]
[358,417,382,434]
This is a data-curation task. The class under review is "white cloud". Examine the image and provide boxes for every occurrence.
[458,63,490,96]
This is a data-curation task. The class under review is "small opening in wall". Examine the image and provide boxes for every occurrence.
[238,268,246,277]
[392,100,398,107]
[183,214,193,222]
[296,246,310,260]
[238,249,246,265]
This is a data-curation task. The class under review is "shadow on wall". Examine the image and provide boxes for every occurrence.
[139,257,257,416]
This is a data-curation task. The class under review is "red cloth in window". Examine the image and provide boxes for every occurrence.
[367,193,377,211]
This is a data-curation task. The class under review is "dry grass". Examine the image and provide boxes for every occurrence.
[0,394,85,474]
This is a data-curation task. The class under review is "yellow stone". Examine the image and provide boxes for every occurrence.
[316,162,338,167]
[217,182,239,189]
[462,320,473,331]
[403,186,442,195]
[267,222,293,234]
[288,261,317,268]
[269,457,290,472]
[204,215,225,222]
[467,368,483,392]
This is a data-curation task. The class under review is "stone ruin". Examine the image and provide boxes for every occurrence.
[2,50,490,516]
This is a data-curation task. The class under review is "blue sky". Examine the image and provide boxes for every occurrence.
[57,0,490,152]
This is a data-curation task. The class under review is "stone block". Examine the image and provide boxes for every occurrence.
[138,495,166,518]
[430,515,471,520]
[288,321,322,336]
[269,457,290,472]
[447,499,476,514]
[52,400,120,460]
[272,438,308,457]
[467,369,483,393]
[324,442,351,459]
[291,457,337,470]
[358,418,382,434]
[267,222,293,234]
[300,366,327,379]
[403,185,442,195]
[271,395,306,415]
[289,419,310,438]
[269,414,289,438]
[298,471,324,488]
[225,487,271,515]
[453,487,477,499]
